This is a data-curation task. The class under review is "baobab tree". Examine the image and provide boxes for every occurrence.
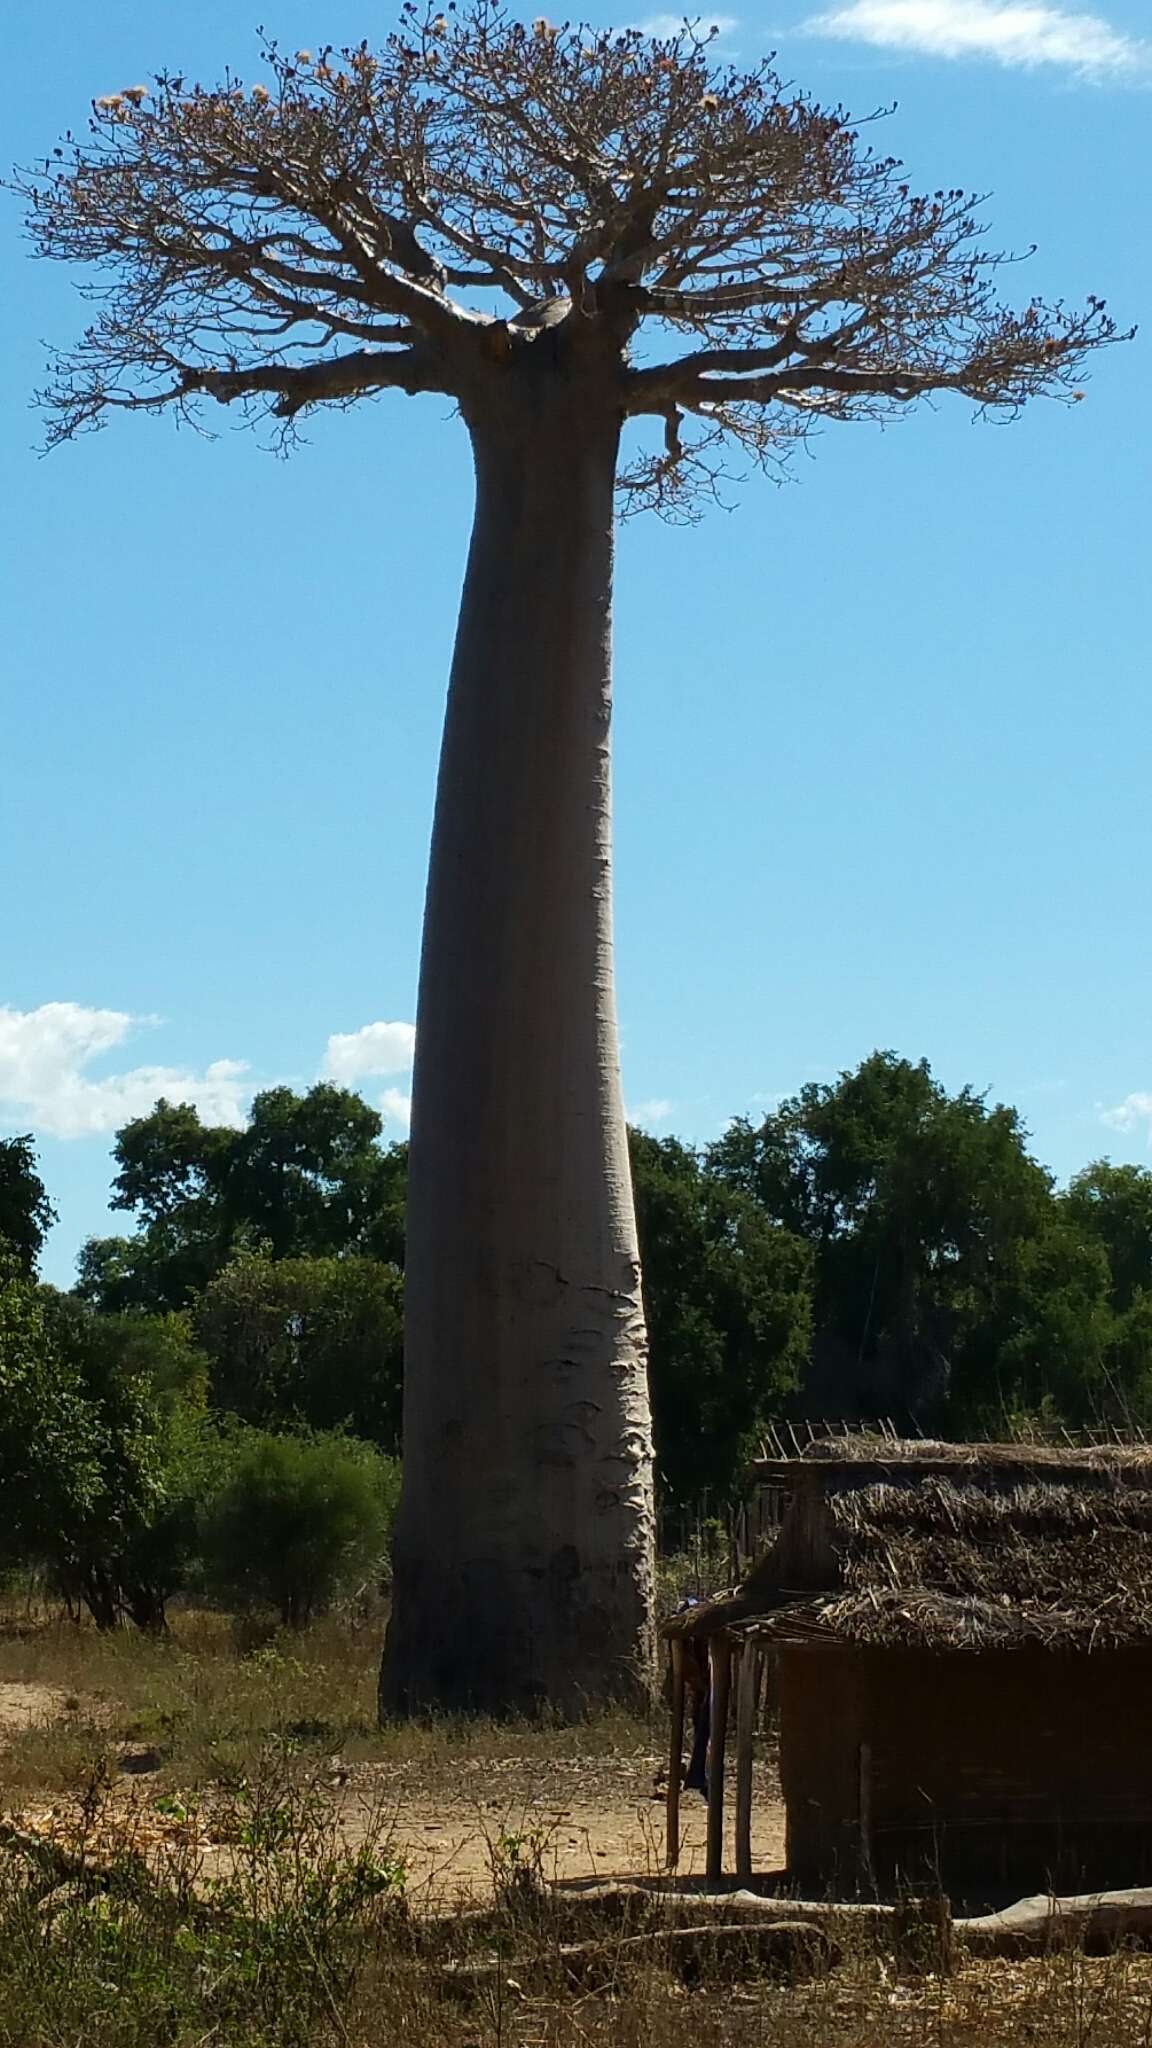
[18,5,1119,1715]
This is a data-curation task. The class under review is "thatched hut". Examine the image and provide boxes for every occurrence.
[663,1435,1152,1899]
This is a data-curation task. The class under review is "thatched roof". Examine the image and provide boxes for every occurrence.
[668,1435,1152,1654]
[756,1475,1152,1650]
[750,1433,1152,1482]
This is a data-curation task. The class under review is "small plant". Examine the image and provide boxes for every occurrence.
[0,1762,409,2048]
[488,1821,554,1912]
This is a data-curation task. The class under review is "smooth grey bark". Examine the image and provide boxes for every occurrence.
[380,360,656,1716]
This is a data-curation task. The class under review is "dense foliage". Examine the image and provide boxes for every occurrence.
[200,1430,399,1628]
[707,1053,1152,1433]
[2,1050,1151,1623]
[630,1132,812,1500]
[77,1086,407,1313]
[0,1134,55,1275]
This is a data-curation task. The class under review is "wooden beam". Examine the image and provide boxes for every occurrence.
[706,1636,733,1883]
[858,1741,876,1893]
[734,1641,761,1883]
[666,1637,685,1871]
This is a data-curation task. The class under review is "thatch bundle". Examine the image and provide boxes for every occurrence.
[731,1442,1152,1653]
[751,1434,1152,1476]
[824,1476,1152,1645]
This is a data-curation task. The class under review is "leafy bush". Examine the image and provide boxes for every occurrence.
[36,1292,218,1631]
[200,1431,398,1628]
[197,1253,404,1452]
[0,1257,103,1573]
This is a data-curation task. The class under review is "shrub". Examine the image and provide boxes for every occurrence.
[200,1431,397,1628]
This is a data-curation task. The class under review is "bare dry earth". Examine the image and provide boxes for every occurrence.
[0,1682,71,1738]
[335,1751,787,1897]
[0,1678,787,1900]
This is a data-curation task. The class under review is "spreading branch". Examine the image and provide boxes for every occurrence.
[180,344,441,414]
[12,1,1126,498]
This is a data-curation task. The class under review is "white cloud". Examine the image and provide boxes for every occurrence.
[0,1004,422,1145]
[379,1087,413,1133]
[628,1096,674,1126]
[804,0,1150,75]
[322,1020,416,1086]
[1101,1093,1152,1139]
[0,1002,250,1139]
[322,1020,416,1133]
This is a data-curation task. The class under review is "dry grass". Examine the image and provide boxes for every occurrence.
[3,1601,1152,2042]
[824,1478,1152,1649]
[0,1601,653,1802]
[5,1778,1152,2048]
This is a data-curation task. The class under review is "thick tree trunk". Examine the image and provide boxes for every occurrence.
[380,371,656,1717]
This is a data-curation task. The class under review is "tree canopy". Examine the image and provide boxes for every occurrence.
[79,1085,407,1313]
[66,1059,1152,1483]
[6,1045,1152,1632]
[0,1135,56,1275]
[630,1130,810,1501]
[197,1253,404,1452]
[16,5,1120,512]
[1064,1162,1152,1315]
[708,1053,1094,1427]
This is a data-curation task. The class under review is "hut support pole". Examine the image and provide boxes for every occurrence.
[706,1637,733,1884]
[735,1641,761,1884]
[666,1638,685,1871]
[858,1741,876,1894]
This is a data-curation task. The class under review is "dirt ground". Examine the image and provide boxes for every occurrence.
[0,1676,787,1900]
[0,1682,72,1739]
[334,1750,787,1896]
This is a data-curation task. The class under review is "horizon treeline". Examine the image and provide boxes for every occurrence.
[3,1049,1151,1630]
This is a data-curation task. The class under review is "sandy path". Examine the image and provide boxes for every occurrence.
[0,1682,787,1901]
[336,1753,787,1898]
[0,1683,70,1737]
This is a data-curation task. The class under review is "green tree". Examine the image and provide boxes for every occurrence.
[46,1296,209,1403]
[111,1098,231,1223]
[709,1052,1058,1422]
[80,1088,407,1312]
[1063,1162,1152,1314]
[952,1222,1115,1429]
[75,1232,190,1317]
[200,1431,397,1628]
[0,1257,101,1569]
[38,1292,207,1628]
[1059,1162,1152,1427]
[197,1254,404,1452]
[22,9,1119,1713]
[217,1086,404,1261]
[1106,1292,1152,1421]
[0,1135,56,1276]
[630,1131,811,1503]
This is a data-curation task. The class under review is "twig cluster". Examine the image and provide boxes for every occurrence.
[13,1,1124,509]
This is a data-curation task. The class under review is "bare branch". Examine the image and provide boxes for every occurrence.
[14,3,1124,480]
[626,294,1118,423]
[180,345,441,414]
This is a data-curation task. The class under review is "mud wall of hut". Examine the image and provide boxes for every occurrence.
[778,1642,1152,1899]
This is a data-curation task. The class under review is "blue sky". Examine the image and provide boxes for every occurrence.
[4,0,1150,1285]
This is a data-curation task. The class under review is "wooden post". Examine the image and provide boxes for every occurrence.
[735,1639,762,1883]
[706,1635,733,1884]
[666,1637,685,1872]
[858,1741,876,1893]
